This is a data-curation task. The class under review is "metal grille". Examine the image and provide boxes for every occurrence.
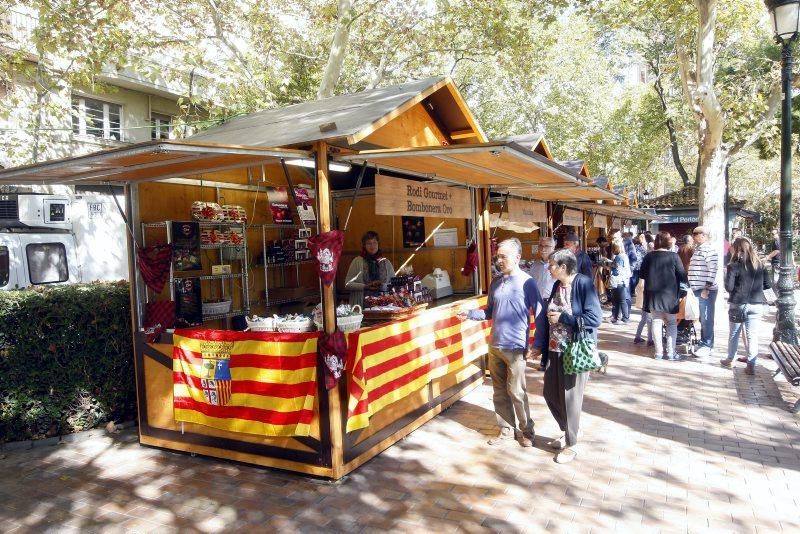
[0,199,19,219]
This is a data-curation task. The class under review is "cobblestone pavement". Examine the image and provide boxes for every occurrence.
[2,307,800,533]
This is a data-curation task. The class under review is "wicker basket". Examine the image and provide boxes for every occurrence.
[245,316,275,332]
[275,316,313,333]
[314,305,363,332]
[202,299,232,316]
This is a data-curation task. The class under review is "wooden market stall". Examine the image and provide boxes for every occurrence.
[0,77,622,480]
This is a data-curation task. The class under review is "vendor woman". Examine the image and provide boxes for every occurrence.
[345,230,395,306]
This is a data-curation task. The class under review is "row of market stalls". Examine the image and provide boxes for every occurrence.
[0,76,655,479]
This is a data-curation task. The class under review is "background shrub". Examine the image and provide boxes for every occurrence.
[0,282,135,442]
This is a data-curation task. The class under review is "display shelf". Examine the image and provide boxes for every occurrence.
[142,220,246,228]
[197,273,245,281]
[202,309,245,321]
[200,243,246,250]
[264,259,314,268]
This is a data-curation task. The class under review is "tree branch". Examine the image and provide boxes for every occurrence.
[649,55,693,186]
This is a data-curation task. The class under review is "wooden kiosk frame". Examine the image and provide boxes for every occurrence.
[0,77,635,480]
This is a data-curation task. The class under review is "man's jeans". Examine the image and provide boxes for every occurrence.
[725,304,763,368]
[695,288,718,349]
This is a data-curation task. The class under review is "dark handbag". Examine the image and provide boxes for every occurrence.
[728,305,745,324]
[562,316,601,374]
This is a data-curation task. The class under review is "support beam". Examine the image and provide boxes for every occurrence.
[477,188,492,293]
[314,140,345,479]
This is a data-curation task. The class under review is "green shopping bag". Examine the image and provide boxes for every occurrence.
[562,316,601,374]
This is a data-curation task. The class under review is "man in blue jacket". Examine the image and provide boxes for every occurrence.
[458,238,548,448]
[564,232,593,280]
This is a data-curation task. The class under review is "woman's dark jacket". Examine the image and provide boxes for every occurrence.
[549,273,602,342]
[726,261,771,305]
[639,250,687,314]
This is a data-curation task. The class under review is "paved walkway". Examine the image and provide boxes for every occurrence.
[2,308,800,533]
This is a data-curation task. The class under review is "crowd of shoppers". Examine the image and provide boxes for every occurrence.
[458,225,773,466]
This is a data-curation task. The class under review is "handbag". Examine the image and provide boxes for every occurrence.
[562,316,602,375]
[728,304,745,324]
[634,278,644,309]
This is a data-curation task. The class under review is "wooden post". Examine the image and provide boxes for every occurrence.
[477,188,492,293]
[314,141,344,478]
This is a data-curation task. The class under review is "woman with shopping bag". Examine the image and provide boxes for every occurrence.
[720,238,771,375]
[639,232,688,361]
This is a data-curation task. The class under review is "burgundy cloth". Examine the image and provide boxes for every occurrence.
[359,248,385,261]
[461,241,479,276]
[145,300,176,330]
[137,244,172,293]
[309,230,344,286]
[490,238,498,257]
[318,329,347,390]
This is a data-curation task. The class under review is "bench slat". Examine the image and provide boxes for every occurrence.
[769,342,800,386]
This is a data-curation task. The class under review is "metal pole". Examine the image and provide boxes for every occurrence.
[774,37,797,344]
[724,163,730,245]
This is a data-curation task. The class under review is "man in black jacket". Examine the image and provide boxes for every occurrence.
[563,232,594,280]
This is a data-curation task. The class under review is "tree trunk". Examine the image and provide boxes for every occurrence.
[317,0,354,99]
[694,0,725,288]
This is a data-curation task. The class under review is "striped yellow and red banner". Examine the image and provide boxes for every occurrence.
[173,329,319,437]
[345,298,492,432]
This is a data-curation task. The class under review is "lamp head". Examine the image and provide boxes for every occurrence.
[765,0,800,42]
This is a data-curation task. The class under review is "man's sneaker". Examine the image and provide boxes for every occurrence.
[744,366,755,376]
[720,358,732,368]
[633,337,645,344]
[547,434,566,450]
[518,431,535,448]
[487,428,515,445]
[555,447,578,464]
[647,340,655,347]
[693,345,711,357]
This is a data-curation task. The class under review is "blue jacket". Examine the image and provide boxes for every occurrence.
[549,274,603,342]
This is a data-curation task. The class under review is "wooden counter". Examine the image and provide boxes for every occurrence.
[135,296,489,479]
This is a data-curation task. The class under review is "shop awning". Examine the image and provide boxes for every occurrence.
[0,141,312,185]
[335,142,621,202]
[559,201,662,221]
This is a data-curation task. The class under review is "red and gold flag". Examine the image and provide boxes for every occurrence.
[346,299,492,432]
[173,329,319,437]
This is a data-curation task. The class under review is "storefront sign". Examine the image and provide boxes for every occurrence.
[593,214,607,228]
[507,198,547,223]
[375,174,471,219]
[562,209,583,227]
[662,214,699,223]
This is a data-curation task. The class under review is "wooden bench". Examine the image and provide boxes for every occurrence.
[769,341,800,413]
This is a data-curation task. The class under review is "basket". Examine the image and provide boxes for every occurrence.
[202,299,232,316]
[275,316,313,333]
[221,205,247,223]
[314,305,363,332]
[191,201,223,221]
[245,315,275,332]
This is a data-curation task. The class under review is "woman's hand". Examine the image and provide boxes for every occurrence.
[547,311,561,325]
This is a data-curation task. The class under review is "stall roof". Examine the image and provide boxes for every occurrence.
[559,201,662,221]
[188,76,485,149]
[0,141,311,185]
[336,142,621,202]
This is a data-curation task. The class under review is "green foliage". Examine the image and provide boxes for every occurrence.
[0,282,135,443]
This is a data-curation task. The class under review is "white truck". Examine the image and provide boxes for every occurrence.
[0,193,129,290]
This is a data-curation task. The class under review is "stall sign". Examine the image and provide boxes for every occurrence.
[507,198,547,223]
[562,209,583,227]
[593,214,607,228]
[375,174,470,219]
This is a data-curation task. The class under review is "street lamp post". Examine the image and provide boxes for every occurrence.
[765,0,799,343]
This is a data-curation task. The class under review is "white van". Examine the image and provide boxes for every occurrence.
[0,193,128,290]
[0,232,81,289]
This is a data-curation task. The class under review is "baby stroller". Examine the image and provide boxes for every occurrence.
[660,319,698,356]
[674,320,698,356]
